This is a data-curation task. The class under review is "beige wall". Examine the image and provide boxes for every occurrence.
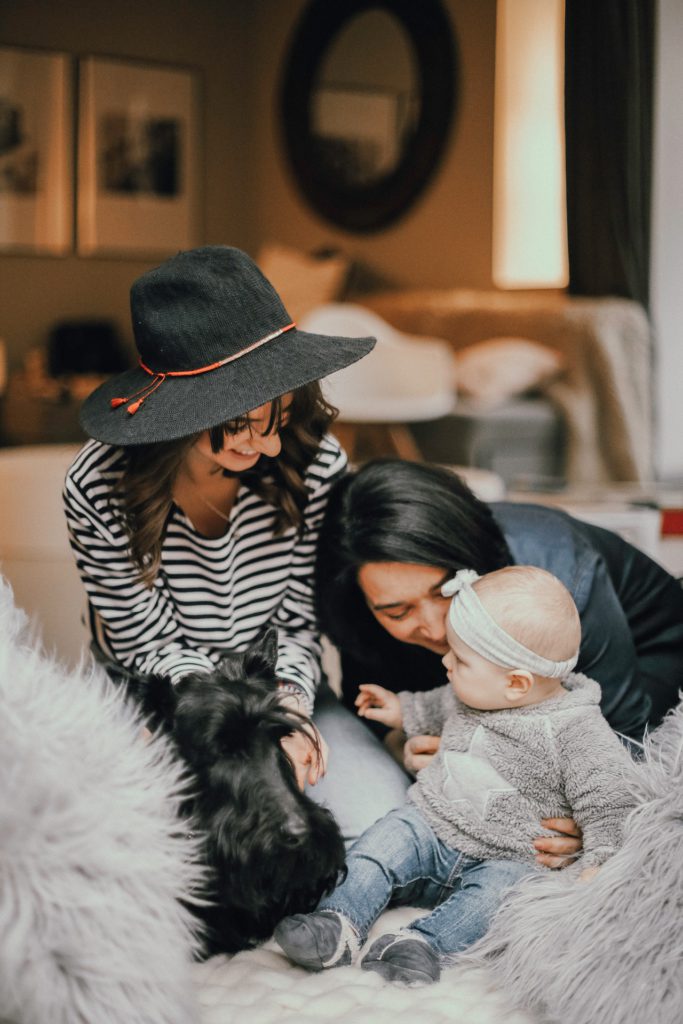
[244,0,496,291]
[0,0,496,370]
[0,0,252,368]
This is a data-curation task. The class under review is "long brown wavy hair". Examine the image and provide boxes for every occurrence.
[117,382,336,587]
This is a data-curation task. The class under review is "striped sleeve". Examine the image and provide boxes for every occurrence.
[63,441,215,680]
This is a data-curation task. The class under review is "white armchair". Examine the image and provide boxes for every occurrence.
[0,443,88,665]
[300,303,456,461]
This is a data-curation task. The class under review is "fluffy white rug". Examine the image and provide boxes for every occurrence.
[0,579,202,1024]
[192,907,536,1024]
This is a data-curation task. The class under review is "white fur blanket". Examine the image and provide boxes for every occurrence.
[193,906,535,1024]
[0,579,202,1024]
[3,570,678,1024]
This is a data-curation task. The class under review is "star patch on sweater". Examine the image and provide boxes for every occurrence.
[442,725,517,820]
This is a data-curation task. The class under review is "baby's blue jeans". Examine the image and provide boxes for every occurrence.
[319,802,535,958]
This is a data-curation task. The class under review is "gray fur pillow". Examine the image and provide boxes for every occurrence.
[0,579,202,1024]
[466,701,683,1024]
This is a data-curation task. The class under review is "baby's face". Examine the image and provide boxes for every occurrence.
[443,620,512,710]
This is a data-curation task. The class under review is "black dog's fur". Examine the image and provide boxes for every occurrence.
[126,629,346,956]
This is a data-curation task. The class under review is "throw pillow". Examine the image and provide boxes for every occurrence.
[454,337,564,408]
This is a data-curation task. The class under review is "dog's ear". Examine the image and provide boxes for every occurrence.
[243,625,279,677]
[141,674,179,730]
[121,671,178,731]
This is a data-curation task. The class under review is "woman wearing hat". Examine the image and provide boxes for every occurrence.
[63,246,411,839]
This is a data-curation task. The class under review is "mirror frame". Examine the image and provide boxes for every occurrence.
[280,0,458,233]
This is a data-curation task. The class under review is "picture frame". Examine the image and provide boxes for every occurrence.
[0,45,73,254]
[77,56,200,257]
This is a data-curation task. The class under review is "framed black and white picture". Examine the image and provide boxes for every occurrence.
[0,45,73,254]
[77,56,200,257]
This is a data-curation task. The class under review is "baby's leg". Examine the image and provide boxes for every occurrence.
[407,858,535,956]
[361,857,535,986]
[275,804,454,970]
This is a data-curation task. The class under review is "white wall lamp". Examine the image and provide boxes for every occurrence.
[492,0,569,289]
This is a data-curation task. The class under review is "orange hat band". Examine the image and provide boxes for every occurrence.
[110,322,296,416]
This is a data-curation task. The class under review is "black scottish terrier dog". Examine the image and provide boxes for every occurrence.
[126,628,346,956]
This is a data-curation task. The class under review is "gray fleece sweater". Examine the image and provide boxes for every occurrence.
[399,673,634,868]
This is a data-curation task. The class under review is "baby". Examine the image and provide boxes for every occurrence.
[275,565,634,986]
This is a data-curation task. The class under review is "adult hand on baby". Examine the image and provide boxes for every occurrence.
[355,684,403,729]
[534,818,583,868]
[400,745,585,869]
[403,734,441,774]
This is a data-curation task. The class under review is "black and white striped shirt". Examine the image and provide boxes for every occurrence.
[63,435,346,709]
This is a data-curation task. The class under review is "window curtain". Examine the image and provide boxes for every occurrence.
[564,0,655,309]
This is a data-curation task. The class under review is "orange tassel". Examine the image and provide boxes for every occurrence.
[111,371,166,416]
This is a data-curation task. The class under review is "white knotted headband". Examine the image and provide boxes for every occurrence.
[442,569,578,678]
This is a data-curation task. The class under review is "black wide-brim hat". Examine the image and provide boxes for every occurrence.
[80,246,376,445]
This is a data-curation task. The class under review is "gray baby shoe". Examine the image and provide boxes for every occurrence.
[274,910,360,971]
[360,932,441,986]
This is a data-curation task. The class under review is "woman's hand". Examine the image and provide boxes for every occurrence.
[534,818,583,868]
[278,690,328,789]
[280,721,329,789]
[403,734,441,774]
[355,683,403,729]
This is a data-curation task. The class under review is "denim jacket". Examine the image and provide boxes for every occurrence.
[491,502,683,738]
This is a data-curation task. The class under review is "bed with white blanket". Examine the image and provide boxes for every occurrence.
[3,573,680,1024]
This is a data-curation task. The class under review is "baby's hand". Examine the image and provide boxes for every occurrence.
[355,684,403,729]
[578,865,600,883]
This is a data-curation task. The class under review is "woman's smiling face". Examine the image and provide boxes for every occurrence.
[357,562,452,655]
[191,396,292,474]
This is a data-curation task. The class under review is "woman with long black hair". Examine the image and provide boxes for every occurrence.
[315,458,683,862]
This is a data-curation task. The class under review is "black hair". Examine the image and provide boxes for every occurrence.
[314,459,511,663]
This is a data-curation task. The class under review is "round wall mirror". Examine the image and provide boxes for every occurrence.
[280,0,458,233]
